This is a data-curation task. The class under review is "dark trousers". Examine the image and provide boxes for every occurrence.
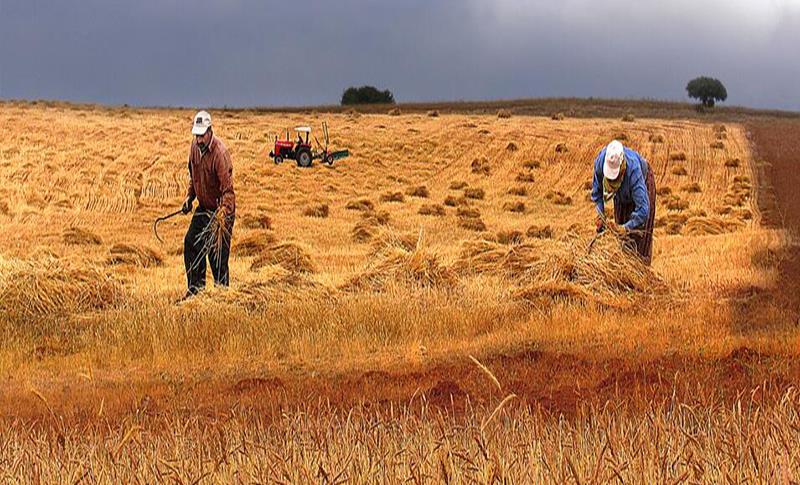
[184,210,235,294]
[614,168,657,266]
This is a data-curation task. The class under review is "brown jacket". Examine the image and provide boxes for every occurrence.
[186,136,235,215]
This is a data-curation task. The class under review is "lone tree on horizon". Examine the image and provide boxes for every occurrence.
[341,86,395,105]
[686,76,727,108]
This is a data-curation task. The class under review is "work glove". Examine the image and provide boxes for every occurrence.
[181,197,193,215]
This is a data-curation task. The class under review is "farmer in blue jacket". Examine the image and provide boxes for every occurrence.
[591,140,657,265]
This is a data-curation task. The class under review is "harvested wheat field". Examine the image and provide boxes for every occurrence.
[0,100,799,482]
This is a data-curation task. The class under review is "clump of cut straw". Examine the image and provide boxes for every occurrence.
[189,208,232,271]
[369,230,420,258]
[345,198,374,212]
[342,234,455,292]
[106,243,164,268]
[0,257,125,322]
[682,216,744,236]
[232,230,277,257]
[351,210,391,243]
[251,241,316,274]
[455,231,667,307]
[62,226,102,246]
[303,203,329,218]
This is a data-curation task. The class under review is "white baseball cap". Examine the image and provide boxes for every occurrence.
[603,140,625,180]
[191,110,212,135]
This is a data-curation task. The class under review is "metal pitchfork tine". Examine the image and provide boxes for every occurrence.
[153,209,184,243]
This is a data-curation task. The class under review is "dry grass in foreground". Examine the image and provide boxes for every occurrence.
[2,390,798,483]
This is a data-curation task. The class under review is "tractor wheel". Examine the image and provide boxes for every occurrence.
[297,150,312,168]
[274,155,283,165]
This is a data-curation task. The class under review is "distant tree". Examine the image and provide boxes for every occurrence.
[341,86,395,105]
[686,77,727,108]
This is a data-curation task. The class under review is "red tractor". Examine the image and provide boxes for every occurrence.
[269,123,349,168]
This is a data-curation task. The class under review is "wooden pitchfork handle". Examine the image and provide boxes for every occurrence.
[153,209,184,243]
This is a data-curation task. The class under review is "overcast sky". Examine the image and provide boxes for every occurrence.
[1,0,798,110]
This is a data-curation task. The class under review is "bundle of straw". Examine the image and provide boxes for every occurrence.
[192,208,232,268]
[0,257,125,322]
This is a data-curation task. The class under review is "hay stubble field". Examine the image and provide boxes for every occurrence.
[0,101,798,482]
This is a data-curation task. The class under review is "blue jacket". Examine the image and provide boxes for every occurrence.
[591,146,650,230]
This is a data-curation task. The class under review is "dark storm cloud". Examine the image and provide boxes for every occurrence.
[1,0,798,110]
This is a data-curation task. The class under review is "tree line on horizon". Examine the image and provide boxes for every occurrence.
[340,77,727,108]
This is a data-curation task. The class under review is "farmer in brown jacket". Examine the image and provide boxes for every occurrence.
[180,110,236,298]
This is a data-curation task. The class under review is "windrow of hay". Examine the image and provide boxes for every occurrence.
[232,230,277,257]
[380,191,405,203]
[508,186,527,196]
[452,239,553,277]
[495,230,524,245]
[62,226,102,245]
[670,151,687,161]
[251,241,316,274]
[527,225,554,239]
[671,165,688,176]
[418,204,446,216]
[106,244,164,268]
[240,213,272,230]
[663,194,690,211]
[456,207,481,219]
[0,257,125,323]
[449,181,468,190]
[303,203,329,218]
[459,218,487,232]
[515,172,535,183]
[444,195,467,207]
[682,216,744,236]
[351,210,391,242]
[681,182,702,193]
[514,279,602,308]
[221,266,326,310]
[454,234,666,307]
[503,201,525,213]
[406,185,429,198]
[545,191,573,205]
[341,246,456,292]
[471,158,490,175]
[464,188,485,200]
[345,198,374,212]
[368,230,420,258]
[515,234,667,307]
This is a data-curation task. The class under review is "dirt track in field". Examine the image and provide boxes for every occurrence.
[747,120,800,310]
[3,346,798,426]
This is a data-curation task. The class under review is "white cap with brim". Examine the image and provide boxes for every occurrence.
[603,140,624,180]
[191,110,212,135]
